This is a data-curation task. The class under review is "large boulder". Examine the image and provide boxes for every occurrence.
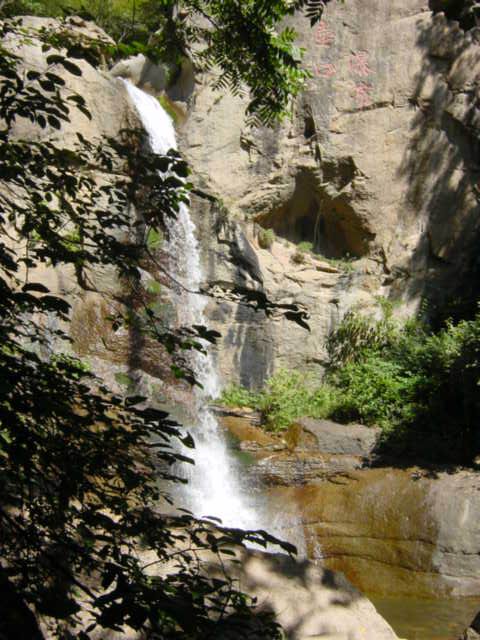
[220,414,379,485]
[287,418,381,457]
[5,16,129,145]
[255,418,380,485]
[268,468,480,599]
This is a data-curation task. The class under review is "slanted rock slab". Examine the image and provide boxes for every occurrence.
[288,418,381,458]
[212,549,400,640]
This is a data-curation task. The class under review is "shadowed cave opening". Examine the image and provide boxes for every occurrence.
[255,166,373,259]
[429,0,480,30]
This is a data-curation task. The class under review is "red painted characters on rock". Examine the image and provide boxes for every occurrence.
[314,22,335,47]
[312,62,337,78]
[354,82,373,108]
[349,51,372,77]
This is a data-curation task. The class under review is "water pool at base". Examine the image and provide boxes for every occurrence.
[371,595,480,640]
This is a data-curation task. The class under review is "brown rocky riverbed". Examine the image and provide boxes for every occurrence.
[217,410,480,639]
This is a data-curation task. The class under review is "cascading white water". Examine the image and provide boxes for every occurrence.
[124,81,263,530]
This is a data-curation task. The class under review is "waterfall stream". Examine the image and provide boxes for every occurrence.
[124,82,266,532]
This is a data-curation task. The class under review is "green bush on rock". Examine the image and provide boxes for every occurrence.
[220,384,261,409]
[220,370,338,432]
[329,353,425,432]
[328,306,480,457]
[221,304,480,462]
[258,227,275,250]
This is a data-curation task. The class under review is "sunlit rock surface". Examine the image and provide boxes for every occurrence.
[180,0,480,385]
[227,549,400,640]
[268,468,480,599]
[220,414,480,599]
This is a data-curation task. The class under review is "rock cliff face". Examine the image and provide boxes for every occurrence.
[7,7,480,634]
[17,3,480,392]
[3,16,184,405]
[178,0,480,386]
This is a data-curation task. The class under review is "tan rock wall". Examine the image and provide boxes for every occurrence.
[179,0,480,386]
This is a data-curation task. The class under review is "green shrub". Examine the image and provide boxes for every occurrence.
[3,0,135,21]
[146,227,164,251]
[326,306,400,368]
[220,370,339,432]
[291,241,313,265]
[329,353,425,432]
[322,255,356,274]
[325,304,480,461]
[219,384,260,409]
[259,370,340,431]
[158,94,179,124]
[297,241,313,253]
[221,307,480,459]
[291,250,306,264]
[258,227,275,250]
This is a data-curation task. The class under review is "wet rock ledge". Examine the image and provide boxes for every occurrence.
[216,410,480,600]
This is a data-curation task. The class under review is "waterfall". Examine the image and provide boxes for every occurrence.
[124,82,262,530]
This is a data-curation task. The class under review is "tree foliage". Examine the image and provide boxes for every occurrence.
[2,0,339,125]
[0,14,307,638]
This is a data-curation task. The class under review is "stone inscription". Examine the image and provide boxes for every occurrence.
[311,21,375,109]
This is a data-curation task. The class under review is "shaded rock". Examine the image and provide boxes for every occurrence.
[212,549,400,640]
[124,544,400,640]
[3,17,188,408]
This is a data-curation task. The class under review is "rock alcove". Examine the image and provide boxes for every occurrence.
[254,159,375,259]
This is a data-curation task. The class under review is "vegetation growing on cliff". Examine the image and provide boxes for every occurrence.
[221,303,480,463]
[221,370,337,430]
[328,305,480,461]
